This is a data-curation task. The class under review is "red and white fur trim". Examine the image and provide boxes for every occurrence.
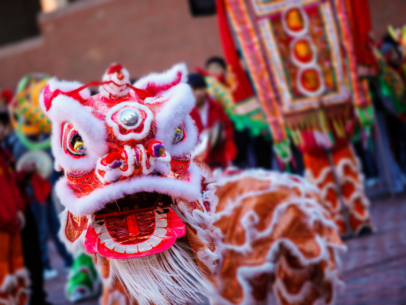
[99,66,131,98]
[0,274,16,294]
[55,161,203,216]
[176,170,344,305]
[136,63,198,157]
[40,79,108,172]
[135,63,188,94]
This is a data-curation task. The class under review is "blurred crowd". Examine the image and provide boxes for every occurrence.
[1,25,406,304]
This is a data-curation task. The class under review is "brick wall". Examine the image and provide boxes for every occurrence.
[369,0,406,39]
[0,0,223,89]
[0,0,404,90]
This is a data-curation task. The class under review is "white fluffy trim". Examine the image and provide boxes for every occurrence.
[202,170,344,305]
[56,161,203,216]
[0,274,16,293]
[14,269,31,288]
[134,63,197,156]
[155,96,198,157]
[99,67,130,98]
[105,102,153,141]
[41,91,108,171]
[134,63,188,93]
[40,78,91,112]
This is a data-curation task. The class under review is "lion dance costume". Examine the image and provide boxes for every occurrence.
[40,63,344,304]
[215,0,375,236]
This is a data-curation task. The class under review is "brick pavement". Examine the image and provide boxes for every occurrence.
[45,194,406,305]
[337,194,406,305]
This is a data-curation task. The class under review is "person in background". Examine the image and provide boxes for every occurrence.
[188,73,237,169]
[4,80,73,281]
[0,104,47,304]
[205,56,274,170]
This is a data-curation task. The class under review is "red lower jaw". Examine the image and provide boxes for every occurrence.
[85,207,186,259]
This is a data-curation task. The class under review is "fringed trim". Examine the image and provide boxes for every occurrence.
[106,290,127,305]
[0,269,31,305]
[273,253,344,305]
[109,243,212,305]
[14,269,30,288]
[203,170,344,305]
[0,274,16,293]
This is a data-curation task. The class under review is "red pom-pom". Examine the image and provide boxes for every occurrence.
[105,151,123,164]
[1,89,13,105]
[107,64,124,75]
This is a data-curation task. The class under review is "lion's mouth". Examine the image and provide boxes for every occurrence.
[94,192,173,218]
[85,192,186,258]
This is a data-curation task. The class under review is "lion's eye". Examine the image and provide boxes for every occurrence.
[62,122,87,158]
[172,125,184,144]
[68,133,86,156]
[73,139,85,154]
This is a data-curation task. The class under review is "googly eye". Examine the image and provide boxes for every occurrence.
[173,124,185,144]
[68,133,86,157]
[73,139,85,154]
[62,122,87,158]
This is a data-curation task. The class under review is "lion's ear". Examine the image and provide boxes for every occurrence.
[40,78,91,113]
[134,63,188,96]
[39,78,108,172]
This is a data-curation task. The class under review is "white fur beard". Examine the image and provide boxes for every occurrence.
[110,243,211,305]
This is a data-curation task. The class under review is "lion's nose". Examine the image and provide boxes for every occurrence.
[117,72,124,80]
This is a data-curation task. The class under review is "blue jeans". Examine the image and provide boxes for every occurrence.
[30,190,73,269]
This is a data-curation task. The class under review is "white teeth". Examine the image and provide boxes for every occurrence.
[138,242,152,252]
[156,219,167,228]
[94,225,105,234]
[148,236,162,247]
[104,240,116,250]
[98,210,171,255]
[156,212,167,220]
[114,245,126,253]
[126,245,138,254]
[154,228,167,238]
[99,232,110,242]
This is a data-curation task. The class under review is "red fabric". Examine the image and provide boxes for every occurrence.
[143,71,182,96]
[0,148,25,234]
[44,81,154,111]
[105,151,123,165]
[190,96,237,168]
[216,0,255,103]
[107,64,124,74]
[31,173,52,204]
[0,89,13,105]
[345,0,376,67]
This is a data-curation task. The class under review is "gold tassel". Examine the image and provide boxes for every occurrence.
[290,129,299,146]
[318,109,329,133]
[333,119,345,138]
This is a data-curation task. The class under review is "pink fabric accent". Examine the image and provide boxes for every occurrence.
[87,208,186,259]
[84,226,98,254]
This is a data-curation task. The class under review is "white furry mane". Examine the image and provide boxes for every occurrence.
[110,243,211,305]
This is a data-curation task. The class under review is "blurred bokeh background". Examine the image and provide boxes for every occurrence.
[1,1,406,305]
[0,0,403,87]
